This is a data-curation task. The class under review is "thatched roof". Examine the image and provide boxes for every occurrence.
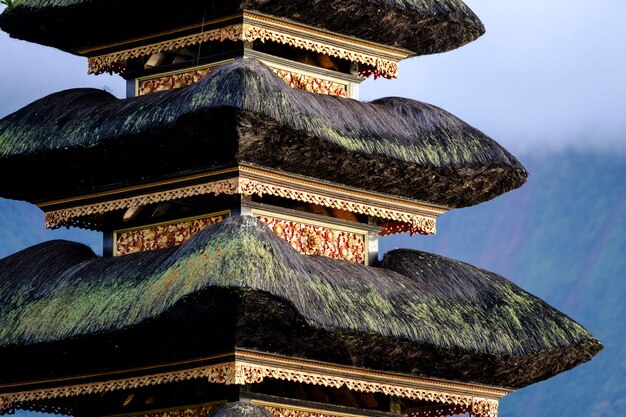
[0,0,484,56]
[0,216,601,389]
[0,58,526,208]
[211,403,276,417]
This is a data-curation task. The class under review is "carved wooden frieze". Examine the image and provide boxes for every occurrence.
[137,67,215,95]
[258,215,366,263]
[87,13,406,79]
[114,214,225,255]
[0,352,504,417]
[271,68,348,97]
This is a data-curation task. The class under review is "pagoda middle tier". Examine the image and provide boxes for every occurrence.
[0,59,526,261]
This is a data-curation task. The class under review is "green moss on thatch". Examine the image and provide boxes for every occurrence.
[0,59,527,207]
[0,59,512,168]
[0,0,484,55]
[210,402,275,417]
[0,216,599,360]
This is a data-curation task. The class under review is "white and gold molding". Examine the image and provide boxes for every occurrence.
[39,166,446,236]
[86,12,408,78]
[0,350,505,417]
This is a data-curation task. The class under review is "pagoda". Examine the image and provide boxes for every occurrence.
[0,2,601,417]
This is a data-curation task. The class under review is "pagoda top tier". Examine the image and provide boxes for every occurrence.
[0,0,484,57]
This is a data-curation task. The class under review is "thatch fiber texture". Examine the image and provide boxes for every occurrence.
[210,403,274,417]
[0,0,484,55]
[0,58,527,207]
[0,217,601,388]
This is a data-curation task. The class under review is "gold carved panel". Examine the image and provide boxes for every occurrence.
[271,68,348,97]
[114,213,227,255]
[257,214,366,264]
[137,67,215,96]
[135,64,347,97]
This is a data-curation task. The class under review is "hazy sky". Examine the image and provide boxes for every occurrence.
[1,0,625,155]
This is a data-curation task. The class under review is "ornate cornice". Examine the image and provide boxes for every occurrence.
[87,13,406,78]
[0,351,504,417]
[40,167,444,235]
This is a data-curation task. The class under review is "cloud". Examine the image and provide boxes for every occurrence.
[1,1,625,154]
[361,0,626,154]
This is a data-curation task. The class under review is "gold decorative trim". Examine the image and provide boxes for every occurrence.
[77,12,410,58]
[88,24,244,75]
[37,165,446,215]
[239,23,398,79]
[43,178,240,229]
[239,165,446,215]
[43,176,437,235]
[87,22,399,78]
[0,364,235,414]
[37,167,240,208]
[240,178,436,235]
[233,363,498,416]
[135,60,234,96]
[244,12,410,57]
[75,15,241,55]
[137,67,215,95]
[272,67,347,97]
[114,212,228,255]
[0,357,501,417]
[257,214,366,264]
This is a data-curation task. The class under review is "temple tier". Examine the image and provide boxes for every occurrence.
[0,1,601,417]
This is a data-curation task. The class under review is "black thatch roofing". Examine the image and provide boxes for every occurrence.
[0,216,601,389]
[0,58,526,208]
[0,0,484,56]
[211,402,276,417]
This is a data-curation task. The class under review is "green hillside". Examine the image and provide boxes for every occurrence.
[382,151,626,416]
[1,150,624,417]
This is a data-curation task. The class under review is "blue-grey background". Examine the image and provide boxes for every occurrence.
[1,1,625,416]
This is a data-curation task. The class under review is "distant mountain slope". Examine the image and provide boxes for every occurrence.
[1,151,624,417]
[382,150,626,417]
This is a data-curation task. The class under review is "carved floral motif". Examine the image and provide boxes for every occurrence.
[88,22,399,79]
[115,215,224,255]
[0,359,500,417]
[259,216,365,263]
[138,67,215,95]
[272,68,347,97]
[43,176,438,236]
[136,65,347,97]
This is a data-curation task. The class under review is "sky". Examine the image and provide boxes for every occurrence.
[2,0,626,154]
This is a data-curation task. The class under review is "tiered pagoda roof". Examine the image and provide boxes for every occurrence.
[0,217,601,409]
[0,59,526,208]
[0,1,602,416]
[0,0,484,56]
